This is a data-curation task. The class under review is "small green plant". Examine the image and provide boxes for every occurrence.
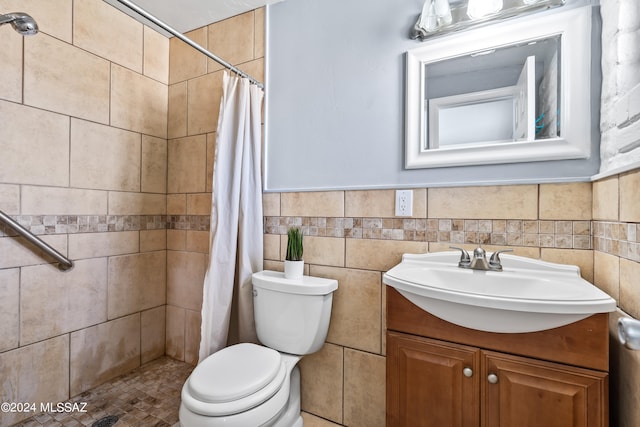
[286,227,304,261]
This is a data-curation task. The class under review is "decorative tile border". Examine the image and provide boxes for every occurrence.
[0,215,167,237]
[4,215,640,258]
[593,221,640,262]
[264,216,593,249]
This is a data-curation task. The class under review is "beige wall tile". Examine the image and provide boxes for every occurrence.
[346,239,426,271]
[166,304,185,361]
[299,342,343,424]
[142,135,168,194]
[540,248,594,283]
[620,258,640,319]
[185,309,202,365]
[280,235,345,267]
[0,101,69,187]
[141,306,166,364]
[254,7,265,59]
[21,258,108,345]
[0,335,69,426]
[187,71,224,135]
[301,412,342,427]
[144,26,169,84]
[168,194,187,214]
[264,233,280,261]
[168,82,188,139]
[108,192,166,215]
[24,34,110,124]
[168,230,187,251]
[141,229,167,252]
[344,349,386,427]
[0,0,72,42]
[187,193,212,215]
[167,250,206,311]
[263,192,280,216]
[0,29,21,102]
[428,185,538,219]
[281,192,345,217]
[0,184,19,213]
[594,250,620,302]
[311,266,382,354]
[539,182,592,220]
[108,251,166,319]
[70,314,140,396]
[0,235,67,270]
[0,268,19,352]
[593,176,619,221]
[22,186,107,215]
[74,0,143,72]
[207,12,255,72]
[345,189,427,218]
[70,118,141,191]
[168,135,207,193]
[169,27,207,84]
[69,231,139,260]
[620,170,640,223]
[186,231,209,253]
[111,64,168,138]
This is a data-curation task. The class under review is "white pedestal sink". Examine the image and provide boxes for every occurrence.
[383,251,616,333]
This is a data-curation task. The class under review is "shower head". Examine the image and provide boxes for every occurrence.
[0,12,38,36]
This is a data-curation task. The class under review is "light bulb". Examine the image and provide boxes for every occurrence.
[522,0,540,4]
[467,0,504,19]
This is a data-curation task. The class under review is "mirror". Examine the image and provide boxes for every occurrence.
[405,6,593,169]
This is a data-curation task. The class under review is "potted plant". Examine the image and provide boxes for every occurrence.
[285,227,304,279]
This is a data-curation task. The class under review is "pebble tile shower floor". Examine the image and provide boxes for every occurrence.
[12,357,194,427]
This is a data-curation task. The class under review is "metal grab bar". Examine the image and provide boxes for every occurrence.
[0,209,74,271]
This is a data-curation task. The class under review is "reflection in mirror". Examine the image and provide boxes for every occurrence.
[425,35,560,149]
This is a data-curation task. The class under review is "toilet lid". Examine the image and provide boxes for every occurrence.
[189,343,283,403]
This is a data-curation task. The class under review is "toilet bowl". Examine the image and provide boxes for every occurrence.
[179,271,338,427]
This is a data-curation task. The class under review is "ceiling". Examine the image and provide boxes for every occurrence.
[103,0,283,35]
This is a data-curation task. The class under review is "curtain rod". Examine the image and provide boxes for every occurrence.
[116,0,264,89]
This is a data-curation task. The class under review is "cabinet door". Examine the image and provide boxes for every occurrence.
[387,332,480,427]
[482,351,608,427]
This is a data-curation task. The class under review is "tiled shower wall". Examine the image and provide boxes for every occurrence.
[0,1,168,425]
[164,8,265,364]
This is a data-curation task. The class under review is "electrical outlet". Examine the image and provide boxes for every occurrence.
[395,190,413,217]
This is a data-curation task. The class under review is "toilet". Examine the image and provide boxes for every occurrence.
[178,270,338,427]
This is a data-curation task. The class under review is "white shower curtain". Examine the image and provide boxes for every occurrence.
[199,72,264,362]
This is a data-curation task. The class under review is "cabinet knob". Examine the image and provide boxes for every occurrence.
[463,367,473,377]
[487,373,499,384]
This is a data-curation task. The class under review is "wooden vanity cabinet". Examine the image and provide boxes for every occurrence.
[386,288,610,427]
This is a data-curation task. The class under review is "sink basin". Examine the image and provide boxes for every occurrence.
[383,251,616,333]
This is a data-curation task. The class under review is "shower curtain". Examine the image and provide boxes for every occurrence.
[199,72,264,361]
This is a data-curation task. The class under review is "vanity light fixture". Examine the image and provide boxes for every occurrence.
[467,0,503,19]
[411,0,565,40]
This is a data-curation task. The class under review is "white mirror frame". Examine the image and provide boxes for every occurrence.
[405,5,593,169]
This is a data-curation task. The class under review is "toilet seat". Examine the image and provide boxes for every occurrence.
[182,343,287,417]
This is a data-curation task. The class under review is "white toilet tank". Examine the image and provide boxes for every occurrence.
[252,270,338,355]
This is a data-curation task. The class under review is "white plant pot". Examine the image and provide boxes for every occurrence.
[284,260,304,280]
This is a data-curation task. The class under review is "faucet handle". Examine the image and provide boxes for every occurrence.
[489,249,513,270]
[450,246,471,267]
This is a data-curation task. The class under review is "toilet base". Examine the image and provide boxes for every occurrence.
[273,366,302,427]
[179,364,303,427]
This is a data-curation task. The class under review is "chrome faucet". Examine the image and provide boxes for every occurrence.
[450,246,513,271]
